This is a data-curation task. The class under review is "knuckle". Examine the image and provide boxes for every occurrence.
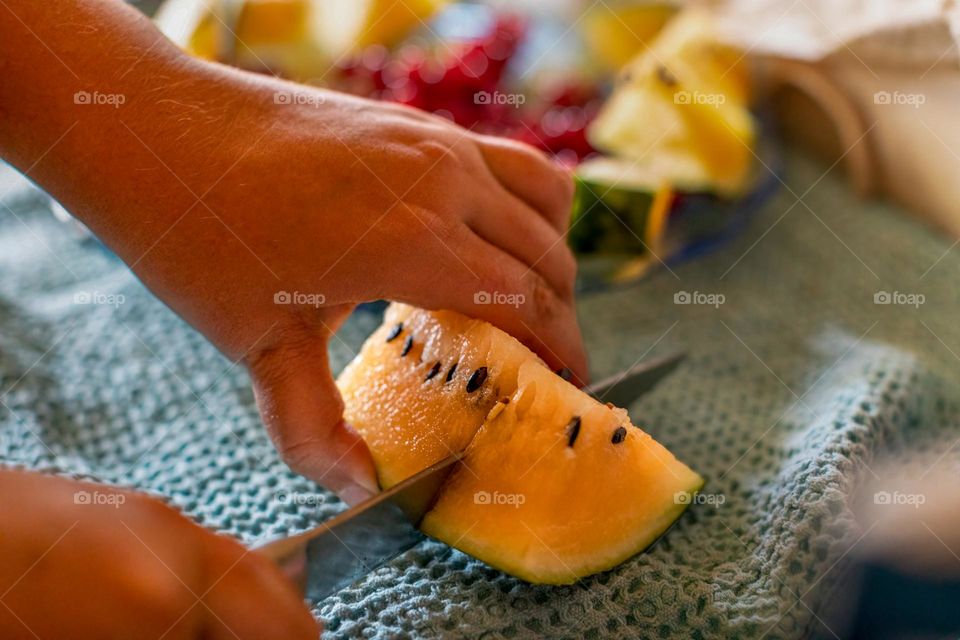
[413,138,462,170]
[275,426,340,477]
[247,327,320,388]
[524,271,560,321]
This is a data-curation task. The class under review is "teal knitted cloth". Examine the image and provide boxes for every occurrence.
[1,153,958,639]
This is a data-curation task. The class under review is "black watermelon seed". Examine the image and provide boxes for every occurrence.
[400,335,413,357]
[611,426,627,444]
[444,362,458,383]
[425,362,442,381]
[556,367,573,381]
[465,367,488,393]
[566,416,582,447]
[385,323,403,342]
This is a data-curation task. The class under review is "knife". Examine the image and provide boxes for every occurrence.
[254,351,685,600]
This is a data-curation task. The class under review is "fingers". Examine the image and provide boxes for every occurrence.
[475,134,575,233]
[248,314,379,505]
[467,185,577,303]
[389,227,589,384]
[201,534,318,640]
[466,236,588,384]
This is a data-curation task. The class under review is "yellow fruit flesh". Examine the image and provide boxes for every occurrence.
[337,304,538,489]
[587,9,756,196]
[581,3,678,71]
[339,304,702,583]
[421,362,703,584]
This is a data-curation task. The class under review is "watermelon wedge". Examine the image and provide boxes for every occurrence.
[337,303,702,584]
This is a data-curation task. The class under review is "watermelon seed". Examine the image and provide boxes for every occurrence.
[425,362,442,381]
[566,416,582,447]
[611,426,627,444]
[466,367,488,393]
[386,323,403,342]
[444,362,458,383]
[556,367,573,381]
[400,335,413,357]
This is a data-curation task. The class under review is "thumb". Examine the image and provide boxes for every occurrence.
[248,316,379,505]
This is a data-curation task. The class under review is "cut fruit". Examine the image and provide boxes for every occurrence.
[154,0,447,80]
[422,361,703,584]
[337,303,703,584]
[580,2,678,71]
[310,0,447,57]
[570,156,675,255]
[587,9,756,197]
[337,303,539,489]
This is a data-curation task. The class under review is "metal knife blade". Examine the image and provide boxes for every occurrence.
[254,351,685,600]
[254,453,462,600]
[583,351,686,408]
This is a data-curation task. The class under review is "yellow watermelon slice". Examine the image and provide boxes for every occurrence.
[337,303,703,584]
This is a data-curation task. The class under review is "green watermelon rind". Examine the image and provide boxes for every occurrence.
[569,175,656,255]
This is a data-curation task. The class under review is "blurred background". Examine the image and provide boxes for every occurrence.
[122,0,960,289]
[115,2,960,637]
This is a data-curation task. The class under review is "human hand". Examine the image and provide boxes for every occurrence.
[0,1,587,503]
[0,469,317,640]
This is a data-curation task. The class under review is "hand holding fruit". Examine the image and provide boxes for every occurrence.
[0,0,588,503]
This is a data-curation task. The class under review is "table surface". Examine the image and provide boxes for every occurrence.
[1,150,958,639]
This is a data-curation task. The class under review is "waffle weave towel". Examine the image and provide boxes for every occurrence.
[1,153,957,639]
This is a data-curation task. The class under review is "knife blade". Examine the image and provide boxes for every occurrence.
[254,351,685,600]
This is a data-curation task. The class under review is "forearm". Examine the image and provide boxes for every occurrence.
[0,1,267,241]
[0,1,177,163]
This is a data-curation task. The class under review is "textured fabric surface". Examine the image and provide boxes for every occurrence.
[1,153,958,639]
